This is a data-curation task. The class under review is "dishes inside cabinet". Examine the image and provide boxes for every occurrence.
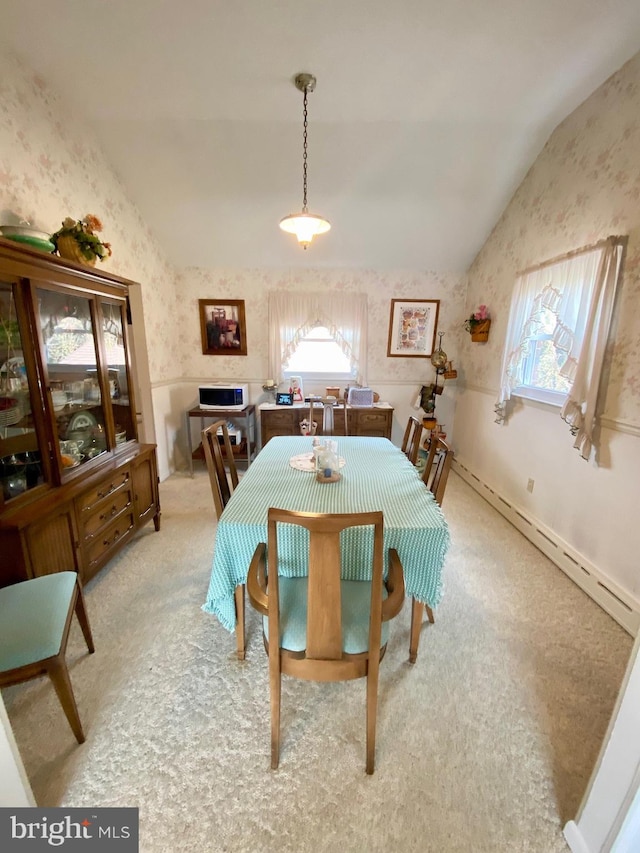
[0,396,21,426]
[68,411,98,432]
[51,389,67,411]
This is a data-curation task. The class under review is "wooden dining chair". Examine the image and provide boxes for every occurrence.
[409,437,454,663]
[247,508,405,774]
[202,420,245,659]
[421,435,453,506]
[401,416,423,465]
[299,396,319,436]
[0,571,95,743]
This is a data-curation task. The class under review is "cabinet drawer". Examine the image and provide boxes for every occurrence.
[77,469,131,513]
[81,488,133,538]
[351,410,391,437]
[85,511,135,569]
[355,411,388,426]
[264,411,295,428]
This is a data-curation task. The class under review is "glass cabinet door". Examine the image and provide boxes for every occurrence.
[99,298,137,446]
[35,285,109,472]
[0,280,47,501]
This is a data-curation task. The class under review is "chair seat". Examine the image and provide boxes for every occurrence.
[0,572,77,672]
[263,577,390,654]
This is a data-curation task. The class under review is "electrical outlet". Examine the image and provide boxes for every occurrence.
[527,478,534,493]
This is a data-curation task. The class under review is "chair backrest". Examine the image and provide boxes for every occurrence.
[322,399,335,436]
[321,397,349,436]
[300,397,318,436]
[267,508,385,671]
[401,416,423,465]
[202,420,239,519]
[421,436,453,506]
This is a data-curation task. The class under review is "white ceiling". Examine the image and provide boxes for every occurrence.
[2,0,640,272]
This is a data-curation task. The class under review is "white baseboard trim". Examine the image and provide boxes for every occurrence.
[453,459,640,637]
[563,821,591,853]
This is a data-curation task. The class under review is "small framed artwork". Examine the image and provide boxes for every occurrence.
[199,299,247,356]
[387,299,440,358]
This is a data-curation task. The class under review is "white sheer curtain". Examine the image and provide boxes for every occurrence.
[495,236,624,461]
[268,292,368,385]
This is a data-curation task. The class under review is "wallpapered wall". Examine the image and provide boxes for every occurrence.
[0,50,179,387]
[177,267,466,388]
[0,47,468,475]
[463,50,640,428]
[455,50,640,608]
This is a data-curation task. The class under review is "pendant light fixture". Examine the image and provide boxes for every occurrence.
[279,73,331,249]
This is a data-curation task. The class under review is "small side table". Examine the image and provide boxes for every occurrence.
[186,405,256,478]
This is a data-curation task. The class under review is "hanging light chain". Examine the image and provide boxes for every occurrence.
[279,72,330,247]
[302,85,309,212]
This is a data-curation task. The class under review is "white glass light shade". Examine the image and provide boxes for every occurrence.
[279,212,331,248]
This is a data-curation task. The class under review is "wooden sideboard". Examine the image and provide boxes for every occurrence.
[260,403,393,446]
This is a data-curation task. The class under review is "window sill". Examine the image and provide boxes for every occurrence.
[512,386,566,408]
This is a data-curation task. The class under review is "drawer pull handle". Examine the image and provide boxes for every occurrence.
[99,505,118,521]
[103,529,121,547]
[97,483,117,499]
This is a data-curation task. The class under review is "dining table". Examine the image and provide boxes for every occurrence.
[203,436,450,643]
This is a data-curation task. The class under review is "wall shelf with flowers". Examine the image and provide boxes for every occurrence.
[464,304,491,342]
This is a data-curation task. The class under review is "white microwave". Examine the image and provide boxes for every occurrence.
[198,384,249,410]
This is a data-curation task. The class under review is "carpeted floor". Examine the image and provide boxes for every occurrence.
[3,470,633,852]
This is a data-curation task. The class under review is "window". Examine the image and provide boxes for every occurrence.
[283,325,355,382]
[515,304,573,406]
[268,291,368,387]
[495,236,625,461]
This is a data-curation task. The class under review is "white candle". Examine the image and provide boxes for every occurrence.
[267,379,274,386]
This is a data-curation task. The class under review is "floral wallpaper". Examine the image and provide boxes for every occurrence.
[464,50,640,428]
[177,267,466,387]
[0,47,467,402]
[0,50,179,385]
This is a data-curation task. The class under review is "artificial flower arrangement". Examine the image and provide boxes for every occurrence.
[463,304,490,333]
[50,214,112,265]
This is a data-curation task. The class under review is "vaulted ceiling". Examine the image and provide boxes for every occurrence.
[2,1,640,272]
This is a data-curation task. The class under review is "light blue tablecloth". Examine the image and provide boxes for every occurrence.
[203,436,450,631]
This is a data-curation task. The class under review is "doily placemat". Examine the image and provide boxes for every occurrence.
[289,453,346,472]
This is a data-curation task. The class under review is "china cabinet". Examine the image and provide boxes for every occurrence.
[0,238,160,587]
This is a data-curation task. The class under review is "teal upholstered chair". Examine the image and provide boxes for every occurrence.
[0,571,95,743]
[247,508,405,774]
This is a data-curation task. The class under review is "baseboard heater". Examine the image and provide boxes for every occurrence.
[452,458,639,637]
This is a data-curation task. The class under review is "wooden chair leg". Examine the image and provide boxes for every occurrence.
[409,596,423,664]
[235,584,246,660]
[409,598,436,663]
[74,583,95,654]
[366,658,380,774]
[47,657,85,744]
[270,660,281,770]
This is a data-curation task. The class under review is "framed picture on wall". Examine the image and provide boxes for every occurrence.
[199,299,247,356]
[386,299,440,357]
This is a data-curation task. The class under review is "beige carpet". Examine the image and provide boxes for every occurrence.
[3,470,633,853]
